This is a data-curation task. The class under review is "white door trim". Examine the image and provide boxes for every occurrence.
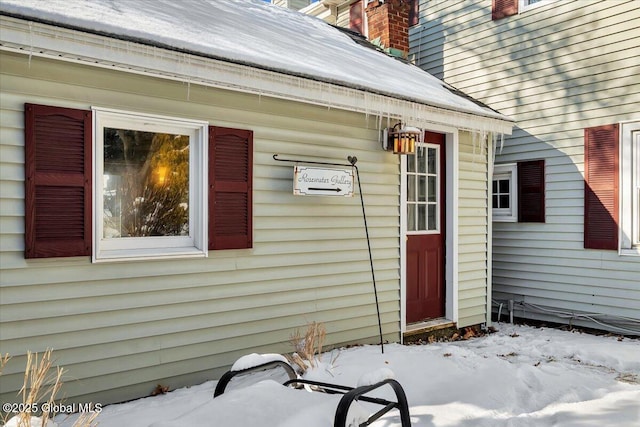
[400,125,459,336]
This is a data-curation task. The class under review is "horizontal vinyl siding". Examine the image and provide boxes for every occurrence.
[457,132,489,327]
[0,51,400,404]
[412,0,640,332]
[336,4,352,30]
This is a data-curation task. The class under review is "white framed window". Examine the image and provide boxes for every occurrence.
[492,163,518,222]
[620,120,640,256]
[407,143,440,233]
[93,108,207,261]
[518,0,557,12]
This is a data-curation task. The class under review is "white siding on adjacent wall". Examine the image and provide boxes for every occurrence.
[0,51,401,404]
[411,0,640,334]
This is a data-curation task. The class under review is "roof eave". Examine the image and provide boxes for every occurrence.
[0,14,514,134]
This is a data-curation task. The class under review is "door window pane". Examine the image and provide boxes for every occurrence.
[428,176,437,202]
[407,153,416,173]
[427,204,436,230]
[417,204,427,230]
[417,146,427,173]
[406,143,440,233]
[418,176,427,201]
[408,204,416,231]
[427,148,436,174]
[407,175,416,201]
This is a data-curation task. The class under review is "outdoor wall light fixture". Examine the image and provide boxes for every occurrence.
[382,123,422,154]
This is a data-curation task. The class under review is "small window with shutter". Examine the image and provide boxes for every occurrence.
[492,160,544,223]
[92,108,208,261]
[493,0,556,20]
[24,104,254,260]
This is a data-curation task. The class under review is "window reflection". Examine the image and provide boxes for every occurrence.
[103,128,190,238]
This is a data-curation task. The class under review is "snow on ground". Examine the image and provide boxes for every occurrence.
[50,323,639,427]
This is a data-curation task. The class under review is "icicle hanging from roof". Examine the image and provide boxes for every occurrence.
[1,16,513,137]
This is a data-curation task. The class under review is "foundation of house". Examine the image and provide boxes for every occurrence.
[403,319,458,344]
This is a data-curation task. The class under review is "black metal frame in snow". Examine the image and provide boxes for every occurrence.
[213,360,297,398]
[273,154,384,353]
[283,378,412,427]
[213,360,412,427]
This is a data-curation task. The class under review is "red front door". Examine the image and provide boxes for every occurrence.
[406,132,445,323]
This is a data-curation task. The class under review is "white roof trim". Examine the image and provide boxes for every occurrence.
[0,16,513,135]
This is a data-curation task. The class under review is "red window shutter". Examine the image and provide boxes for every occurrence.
[409,0,420,27]
[518,160,545,223]
[24,104,92,258]
[584,124,619,250]
[349,1,364,34]
[209,126,253,250]
[492,0,518,20]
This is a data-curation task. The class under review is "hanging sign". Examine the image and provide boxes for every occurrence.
[293,165,354,197]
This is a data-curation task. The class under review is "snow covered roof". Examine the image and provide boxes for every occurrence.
[0,0,514,133]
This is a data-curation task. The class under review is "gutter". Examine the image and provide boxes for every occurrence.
[0,13,514,134]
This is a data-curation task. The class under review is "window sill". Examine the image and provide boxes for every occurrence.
[619,248,640,257]
[93,247,207,263]
[519,0,558,13]
[492,216,517,223]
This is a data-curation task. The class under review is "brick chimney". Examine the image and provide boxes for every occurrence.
[365,0,411,57]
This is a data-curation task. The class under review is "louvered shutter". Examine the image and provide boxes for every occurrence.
[209,127,253,250]
[409,0,420,27]
[492,0,518,20]
[24,104,92,258]
[518,160,545,223]
[584,124,619,250]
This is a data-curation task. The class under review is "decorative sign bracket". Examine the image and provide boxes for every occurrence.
[272,153,384,353]
[272,153,353,167]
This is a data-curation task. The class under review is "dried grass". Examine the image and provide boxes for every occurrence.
[0,353,10,375]
[0,349,98,427]
[21,349,65,425]
[70,411,100,427]
[287,322,326,373]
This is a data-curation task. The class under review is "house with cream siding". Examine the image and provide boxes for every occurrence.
[0,0,512,405]
[409,0,639,335]
[300,0,367,33]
